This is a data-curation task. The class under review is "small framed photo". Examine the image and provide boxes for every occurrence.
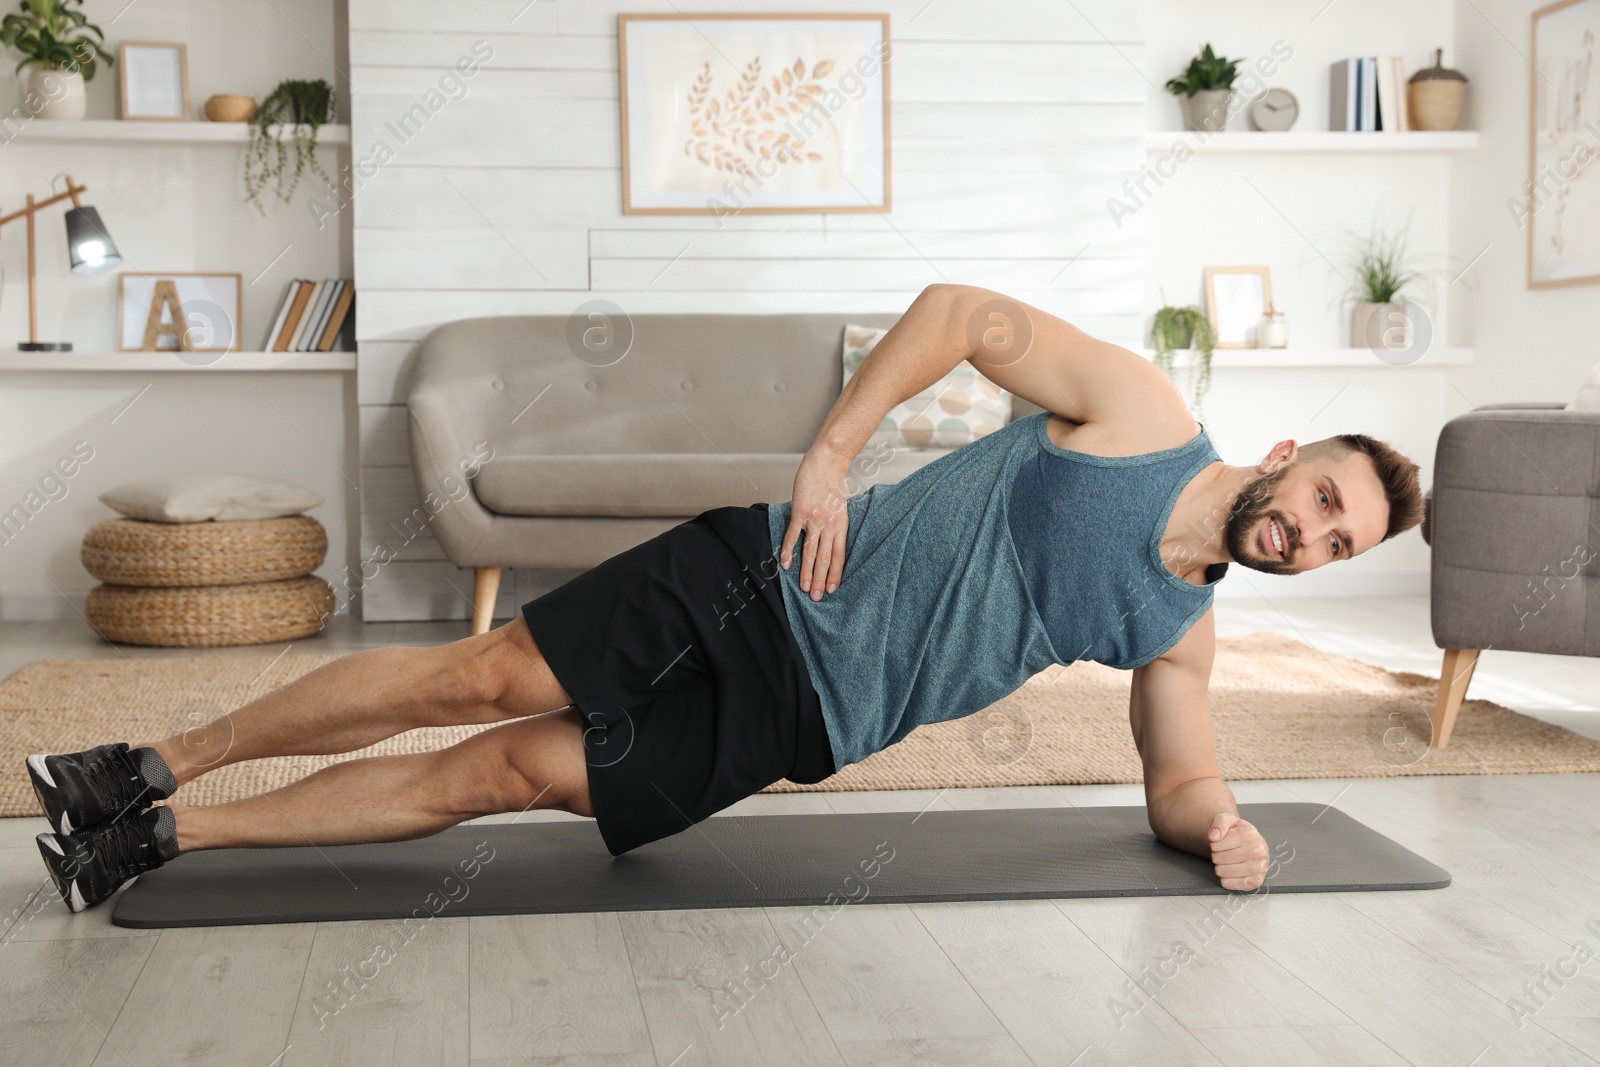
[118,273,242,352]
[119,42,190,121]
[618,13,890,215]
[1204,266,1274,348]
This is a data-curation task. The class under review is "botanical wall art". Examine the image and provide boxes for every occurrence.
[618,13,890,216]
[1528,0,1600,288]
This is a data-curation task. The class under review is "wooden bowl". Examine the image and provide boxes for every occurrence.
[204,94,258,123]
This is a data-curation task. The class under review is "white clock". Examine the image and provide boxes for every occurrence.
[1249,88,1299,132]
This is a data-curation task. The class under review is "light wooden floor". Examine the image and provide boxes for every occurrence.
[1,596,1597,1067]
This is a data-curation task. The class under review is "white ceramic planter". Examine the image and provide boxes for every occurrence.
[1351,301,1410,351]
[26,66,87,120]
[1182,89,1233,133]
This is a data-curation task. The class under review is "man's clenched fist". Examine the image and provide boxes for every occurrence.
[1208,812,1269,891]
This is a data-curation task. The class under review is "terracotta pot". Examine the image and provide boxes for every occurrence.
[204,94,258,122]
[26,66,86,120]
[1182,88,1233,133]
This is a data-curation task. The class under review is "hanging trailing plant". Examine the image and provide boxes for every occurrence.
[244,78,334,213]
[1151,301,1217,416]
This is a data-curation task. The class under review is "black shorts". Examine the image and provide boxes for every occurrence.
[519,504,836,856]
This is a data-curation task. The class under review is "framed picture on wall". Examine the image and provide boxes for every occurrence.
[117,272,241,352]
[119,42,190,120]
[1204,266,1273,348]
[618,13,890,215]
[1528,0,1600,288]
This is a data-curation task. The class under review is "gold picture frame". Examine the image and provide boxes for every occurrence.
[618,12,891,216]
[118,41,190,121]
[1204,266,1274,349]
[116,272,242,352]
[1527,0,1600,288]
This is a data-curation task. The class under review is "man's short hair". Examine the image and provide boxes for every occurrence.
[1302,434,1424,543]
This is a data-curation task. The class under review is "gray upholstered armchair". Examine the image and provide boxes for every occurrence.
[1423,402,1600,746]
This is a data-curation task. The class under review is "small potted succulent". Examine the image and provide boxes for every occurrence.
[0,0,110,120]
[1151,300,1217,414]
[1165,43,1242,133]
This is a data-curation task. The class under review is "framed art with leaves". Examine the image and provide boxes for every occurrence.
[1528,0,1600,288]
[618,13,890,215]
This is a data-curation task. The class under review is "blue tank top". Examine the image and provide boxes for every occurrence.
[766,411,1226,771]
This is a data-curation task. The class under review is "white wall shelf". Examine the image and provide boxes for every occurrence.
[1136,347,1472,367]
[1143,131,1478,153]
[0,350,355,371]
[1,120,351,147]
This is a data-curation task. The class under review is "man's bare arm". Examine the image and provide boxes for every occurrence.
[782,284,1190,599]
[1129,609,1270,890]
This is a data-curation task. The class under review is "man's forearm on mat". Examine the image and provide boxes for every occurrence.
[1147,776,1239,858]
[806,284,976,471]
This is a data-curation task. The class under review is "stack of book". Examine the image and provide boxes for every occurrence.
[263,278,355,352]
[1329,57,1410,132]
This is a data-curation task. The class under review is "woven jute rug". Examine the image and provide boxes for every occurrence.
[2,632,1597,817]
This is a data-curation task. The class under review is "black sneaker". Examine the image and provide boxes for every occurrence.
[36,806,180,913]
[26,742,177,835]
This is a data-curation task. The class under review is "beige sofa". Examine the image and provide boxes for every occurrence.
[407,312,1039,632]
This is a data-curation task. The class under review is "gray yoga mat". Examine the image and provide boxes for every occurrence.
[111,802,1449,929]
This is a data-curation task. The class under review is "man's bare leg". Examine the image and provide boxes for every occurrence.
[118,618,592,852]
[126,618,571,788]
[167,707,593,852]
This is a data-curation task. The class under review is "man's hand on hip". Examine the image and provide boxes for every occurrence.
[1208,812,1269,891]
[781,450,852,601]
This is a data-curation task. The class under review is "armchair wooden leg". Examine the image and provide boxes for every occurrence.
[1431,648,1481,749]
[472,567,502,636]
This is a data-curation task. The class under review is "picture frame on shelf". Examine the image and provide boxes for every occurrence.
[617,13,890,215]
[1528,0,1600,288]
[119,42,190,121]
[117,272,241,352]
[1204,266,1273,348]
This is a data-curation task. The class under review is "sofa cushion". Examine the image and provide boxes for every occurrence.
[473,449,947,518]
[843,323,1012,449]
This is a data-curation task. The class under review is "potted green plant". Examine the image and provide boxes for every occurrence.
[1151,301,1217,414]
[245,78,335,212]
[0,0,110,121]
[1344,223,1428,353]
[1165,43,1242,133]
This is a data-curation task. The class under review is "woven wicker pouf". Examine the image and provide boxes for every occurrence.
[86,576,336,647]
[80,514,333,647]
[81,516,327,587]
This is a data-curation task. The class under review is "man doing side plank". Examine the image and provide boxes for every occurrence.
[27,284,1423,911]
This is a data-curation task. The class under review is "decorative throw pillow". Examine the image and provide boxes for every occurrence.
[843,324,1011,449]
[99,474,324,523]
[1569,358,1600,411]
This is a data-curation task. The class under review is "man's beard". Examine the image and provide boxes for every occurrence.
[1225,467,1298,575]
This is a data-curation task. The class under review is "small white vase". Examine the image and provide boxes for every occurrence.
[26,66,87,120]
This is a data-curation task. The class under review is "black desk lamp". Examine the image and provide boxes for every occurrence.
[0,174,122,351]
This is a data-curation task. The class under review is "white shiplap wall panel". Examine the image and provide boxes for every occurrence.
[587,259,1141,301]
[348,0,1139,41]
[351,0,1145,620]
[356,340,425,405]
[586,229,1142,260]
[354,228,588,290]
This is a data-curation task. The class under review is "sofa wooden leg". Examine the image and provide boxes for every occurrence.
[472,567,502,636]
[1431,648,1481,749]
